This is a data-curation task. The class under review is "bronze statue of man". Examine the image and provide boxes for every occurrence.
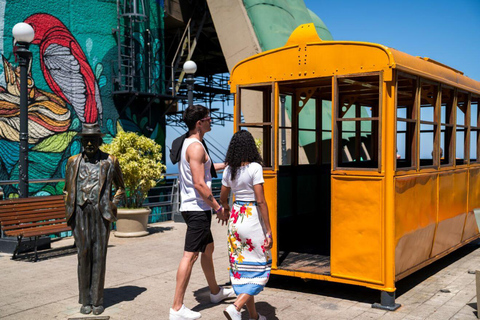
[64,123,125,315]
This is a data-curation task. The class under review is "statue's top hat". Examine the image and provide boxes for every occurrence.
[78,123,105,137]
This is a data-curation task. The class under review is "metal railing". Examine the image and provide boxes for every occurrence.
[0,174,225,223]
[145,173,225,223]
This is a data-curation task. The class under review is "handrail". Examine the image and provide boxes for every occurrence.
[0,173,228,223]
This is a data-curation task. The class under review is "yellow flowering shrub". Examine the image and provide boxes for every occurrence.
[255,138,262,153]
[101,131,166,208]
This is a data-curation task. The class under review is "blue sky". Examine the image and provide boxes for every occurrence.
[308,0,480,81]
[165,0,480,173]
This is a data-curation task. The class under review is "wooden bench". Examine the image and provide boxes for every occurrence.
[0,195,71,261]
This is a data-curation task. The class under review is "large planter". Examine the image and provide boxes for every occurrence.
[115,207,151,238]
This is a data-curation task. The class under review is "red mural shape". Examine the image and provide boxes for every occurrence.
[25,13,103,124]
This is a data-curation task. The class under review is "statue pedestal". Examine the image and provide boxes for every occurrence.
[114,207,150,238]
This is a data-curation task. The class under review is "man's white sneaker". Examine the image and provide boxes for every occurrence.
[223,304,241,320]
[210,286,235,303]
[249,313,267,320]
[169,304,201,320]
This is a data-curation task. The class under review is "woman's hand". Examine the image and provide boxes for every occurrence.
[216,206,230,226]
[264,232,273,250]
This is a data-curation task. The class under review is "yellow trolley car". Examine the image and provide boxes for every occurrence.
[229,23,480,309]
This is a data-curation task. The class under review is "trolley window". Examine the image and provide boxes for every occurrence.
[440,86,455,166]
[334,74,381,170]
[471,95,480,163]
[419,80,439,168]
[278,94,293,166]
[237,84,274,168]
[278,78,332,167]
[456,91,468,165]
[396,73,417,170]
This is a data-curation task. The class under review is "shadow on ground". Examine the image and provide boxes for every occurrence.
[12,243,77,262]
[267,240,480,305]
[191,286,278,319]
[104,285,147,308]
[192,285,237,312]
[148,226,174,235]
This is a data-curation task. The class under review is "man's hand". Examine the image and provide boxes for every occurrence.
[216,207,228,226]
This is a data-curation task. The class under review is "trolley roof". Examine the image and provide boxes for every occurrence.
[229,23,480,95]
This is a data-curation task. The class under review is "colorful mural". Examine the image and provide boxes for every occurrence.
[0,1,165,199]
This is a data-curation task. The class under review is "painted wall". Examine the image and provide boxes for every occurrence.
[0,0,165,198]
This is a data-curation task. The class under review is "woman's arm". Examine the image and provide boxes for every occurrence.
[219,186,231,223]
[214,162,226,171]
[253,183,272,249]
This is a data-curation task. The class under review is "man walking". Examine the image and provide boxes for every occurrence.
[170,105,234,320]
[64,123,125,315]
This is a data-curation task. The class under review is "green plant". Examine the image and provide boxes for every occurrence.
[255,138,262,153]
[101,130,166,208]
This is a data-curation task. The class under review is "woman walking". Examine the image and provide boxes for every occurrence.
[220,130,273,320]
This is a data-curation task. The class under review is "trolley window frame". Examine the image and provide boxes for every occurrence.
[333,71,383,172]
[236,83,275,170]
[418,78,440,169]
[455,90,469,166]
[471,94,480,163]
[395,72,418,171]
[395,74,480,171]
[439,84,456,167]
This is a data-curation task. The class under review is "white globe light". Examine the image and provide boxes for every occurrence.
[12,22,35,43]
[183,60,197,74]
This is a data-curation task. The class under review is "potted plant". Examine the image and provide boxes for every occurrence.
[101,129,166,237]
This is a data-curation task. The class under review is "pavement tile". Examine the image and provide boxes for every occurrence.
[424,305,461,320]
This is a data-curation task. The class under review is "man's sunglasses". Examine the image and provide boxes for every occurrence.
[199,116,211,122]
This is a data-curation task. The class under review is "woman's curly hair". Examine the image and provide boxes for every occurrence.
[224,130,263,181]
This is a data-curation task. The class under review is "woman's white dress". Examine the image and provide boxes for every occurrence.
[222,163,271,295]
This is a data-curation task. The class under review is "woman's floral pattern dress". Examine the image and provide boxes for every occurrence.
[227,201,271,295]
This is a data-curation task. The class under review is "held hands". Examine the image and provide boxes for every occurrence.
[264,232,273,250]
[215,206,229,226]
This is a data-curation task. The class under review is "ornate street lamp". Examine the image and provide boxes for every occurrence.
[12,22,34,198]
[183,60,197,107]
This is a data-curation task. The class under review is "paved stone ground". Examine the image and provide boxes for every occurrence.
[1,220,479,320]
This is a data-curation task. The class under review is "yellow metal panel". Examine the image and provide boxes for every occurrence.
[263,172,278,269]
[438,171,468,221]
[271,268,391,291]
[469,168,480,211]
[230,24,480,95]
[463,168,480,241]
[383,77,396,291]
[331,176,384,285]
[230,42,393,90]
[431,171,468,257]
[394,174,437,276]
[462,211,479,242]
[431,214,466,257]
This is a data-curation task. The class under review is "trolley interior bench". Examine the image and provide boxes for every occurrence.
[0,195,71,261]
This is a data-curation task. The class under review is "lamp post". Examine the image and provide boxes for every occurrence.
[183,60,197,107]
[12,22,35,198]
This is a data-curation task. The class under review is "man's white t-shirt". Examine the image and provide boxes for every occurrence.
[221,162,264,201]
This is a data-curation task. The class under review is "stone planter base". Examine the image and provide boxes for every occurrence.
[115,207,151,238]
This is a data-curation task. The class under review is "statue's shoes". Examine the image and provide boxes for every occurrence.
[80,305,92,314]
[93,305,105,315]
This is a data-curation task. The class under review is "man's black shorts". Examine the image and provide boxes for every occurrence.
[181,210,214,252]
